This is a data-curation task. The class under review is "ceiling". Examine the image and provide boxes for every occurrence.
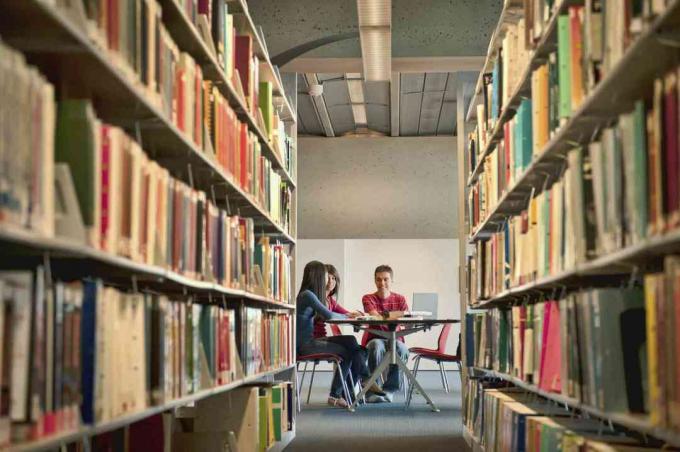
[248,0,502,59]
[297,72,462,137]
[247,0,499,136]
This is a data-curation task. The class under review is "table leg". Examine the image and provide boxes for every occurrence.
[348,351,392,412]
[398,358,440,412]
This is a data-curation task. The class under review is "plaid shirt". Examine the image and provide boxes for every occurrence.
[361,292,409,343]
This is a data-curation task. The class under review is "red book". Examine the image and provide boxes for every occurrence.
[194,65,203,149]
[176,67,186,133]
[235,36,253,103]
[172,185,182,272]
[100,126,112,250]
[240,123,248,190]
[538,301,562,393]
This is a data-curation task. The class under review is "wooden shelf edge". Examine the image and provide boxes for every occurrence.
[0,226,296,309]
[10,365,296,452]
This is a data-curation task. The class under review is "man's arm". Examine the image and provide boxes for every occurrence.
[362,295,381,317]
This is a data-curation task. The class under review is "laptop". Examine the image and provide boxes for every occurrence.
[410,293,438,319]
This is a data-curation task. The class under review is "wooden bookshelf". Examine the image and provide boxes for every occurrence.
[471,367,680,447]
[463,426,485,452]
[0,0,298,450]
[459,0,680,448]
[0,0,294,239]
[465,0,573,187]
[157,0,296,186]
[468,0,680,241]
[465,0,524,123]
[225,0,296,123]
[10,364,296,452]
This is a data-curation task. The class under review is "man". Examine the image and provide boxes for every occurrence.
[362,265,409,402]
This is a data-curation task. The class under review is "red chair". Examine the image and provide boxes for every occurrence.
[406,324,461,407]
[330,324,343,337]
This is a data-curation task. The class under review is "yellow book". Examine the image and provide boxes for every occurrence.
[531,64,549,157]
[644,273,661,425]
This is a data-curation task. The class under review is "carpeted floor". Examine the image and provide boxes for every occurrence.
[285,370,468,452]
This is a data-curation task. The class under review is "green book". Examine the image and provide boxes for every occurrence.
[271,385,283,441]
[259,81,274,138]
[557,14,572,120]
[55,99,99,233]
[199,305,214,380]
[258,393,268,452]
[185,303,193,394]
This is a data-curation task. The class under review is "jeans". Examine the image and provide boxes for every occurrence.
[298,335,369,398]
[366,338,409,392]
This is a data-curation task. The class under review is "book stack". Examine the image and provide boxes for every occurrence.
[465,384,666,451]
[0,269,243,445]
[240,307,292,377]
[468,59,680,304]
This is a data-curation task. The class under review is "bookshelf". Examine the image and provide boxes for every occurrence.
[0,0,298,450]
[459,0,680,449]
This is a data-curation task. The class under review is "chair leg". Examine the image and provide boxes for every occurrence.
[438,361,448,393]
[294,365,302,413]
[307,362,317,404]
[337,361,352,410]
[299,361,309,395]
[347,371,356,405]
[441,361,450,393]
[406,355,421,408]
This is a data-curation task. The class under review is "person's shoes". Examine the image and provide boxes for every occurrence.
[366,393,388,403]
[327,396,349,408]
[367,382,386,396]
[382,391,394,403]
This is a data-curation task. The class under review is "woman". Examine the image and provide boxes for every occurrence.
[312,264,354,339]
[297,261,382,407]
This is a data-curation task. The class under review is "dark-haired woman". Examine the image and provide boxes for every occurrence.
[296,261,382,407]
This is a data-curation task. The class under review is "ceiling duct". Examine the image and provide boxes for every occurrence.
[356,0,391,81]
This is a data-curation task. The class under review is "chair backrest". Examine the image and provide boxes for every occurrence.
[437,323,453,353]
[412,293,438,319]
[330,324,342,336]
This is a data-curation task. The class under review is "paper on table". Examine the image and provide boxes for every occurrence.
[405,311,432,317]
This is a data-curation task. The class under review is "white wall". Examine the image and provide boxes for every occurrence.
[296,239,460,370]
[298,136,458,239]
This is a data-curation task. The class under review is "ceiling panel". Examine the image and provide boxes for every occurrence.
[367,104,390,134]
[298,94,325,135]
[444,72,457,101]
[424,73,449,92]
[400,73,425,94]
[419,91,445,135]
[327,105,355,135]
[399,92,423,136]
[364,81,390,105]
[437,100,457,135]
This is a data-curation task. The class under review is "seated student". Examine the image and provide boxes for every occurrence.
[361,264,409,403]
[297,261,382,407]
[313,264,359,338]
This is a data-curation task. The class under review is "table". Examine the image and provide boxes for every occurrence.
[326,318,460,412]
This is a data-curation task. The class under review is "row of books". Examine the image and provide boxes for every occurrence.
[464,381,666,452]
[240,307,293,377]
[470,0,666,174]
[78,0,295,173]
[468,272,680,430]
[0,269,293,447]
[468,63,680,302]
[1,72,293,301]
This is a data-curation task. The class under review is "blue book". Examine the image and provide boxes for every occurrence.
[491,59,500,121]
[80,279,99,424]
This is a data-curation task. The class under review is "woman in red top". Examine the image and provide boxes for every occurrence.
[313,264,351,338]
